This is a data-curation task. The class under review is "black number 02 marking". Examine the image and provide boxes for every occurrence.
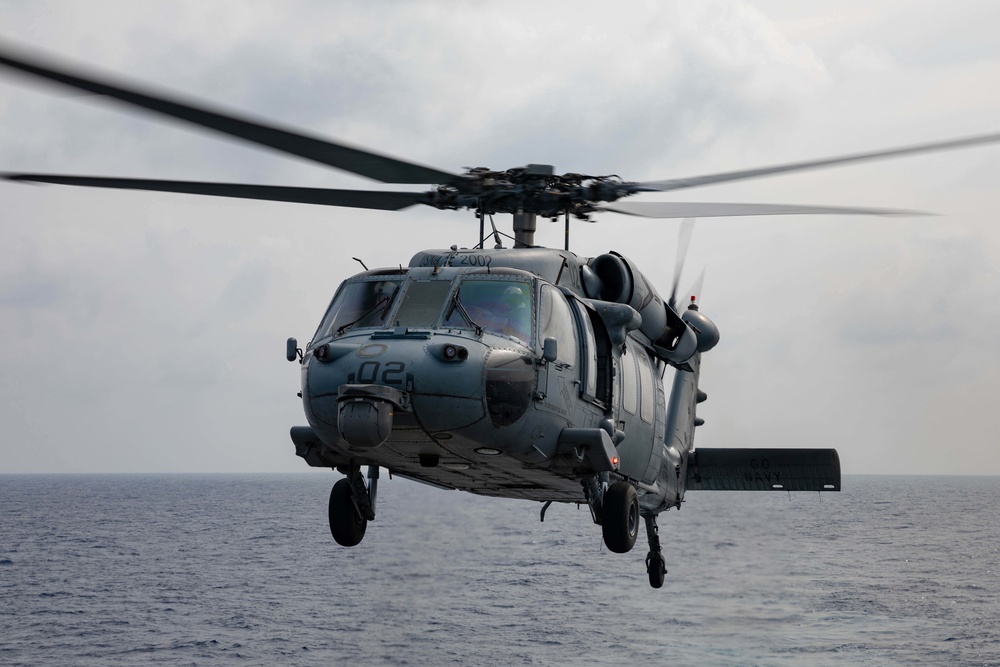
[357,361,406,385]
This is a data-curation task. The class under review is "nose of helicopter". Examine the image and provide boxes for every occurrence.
[304,335,494,446]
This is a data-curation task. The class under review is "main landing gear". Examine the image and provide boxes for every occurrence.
[602,481,640,554]
[328,465,378,547]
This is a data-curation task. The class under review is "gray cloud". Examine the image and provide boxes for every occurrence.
[1,0,999,474]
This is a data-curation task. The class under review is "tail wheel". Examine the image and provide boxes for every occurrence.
[329,478,367,547]
[602,481,639,553]
[646,552,667,588]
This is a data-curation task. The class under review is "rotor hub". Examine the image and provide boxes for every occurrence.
[427,166,635,220]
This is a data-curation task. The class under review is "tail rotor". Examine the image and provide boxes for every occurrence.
[668,218,696,312]
[668,222,718,353]
[684,268,706,309]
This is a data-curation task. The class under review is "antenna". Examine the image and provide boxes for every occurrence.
[564,208,570,252]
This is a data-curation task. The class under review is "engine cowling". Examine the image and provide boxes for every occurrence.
[582,252,698,365]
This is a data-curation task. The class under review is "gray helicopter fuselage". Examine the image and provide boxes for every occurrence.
[294,247,692,513]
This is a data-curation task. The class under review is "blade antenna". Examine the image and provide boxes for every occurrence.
[475,207,485,250]
[564,208,571,252]
[489,214,504,249]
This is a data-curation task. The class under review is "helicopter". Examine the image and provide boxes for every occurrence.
[3,44,999,588]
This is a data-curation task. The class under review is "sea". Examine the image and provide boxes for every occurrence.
[1,474,997,666]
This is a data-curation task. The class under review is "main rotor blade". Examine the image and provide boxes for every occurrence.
[634,133,1000,193]
[0,44,457,185]
[599,201,928,218]
[4,173,427,210]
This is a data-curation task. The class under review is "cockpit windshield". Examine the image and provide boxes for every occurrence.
[315,275,534,345]
[393,281,453,328]
[317,278,402,338]
[443,279,532,345]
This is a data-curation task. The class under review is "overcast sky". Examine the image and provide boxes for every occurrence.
[1,0,999,475]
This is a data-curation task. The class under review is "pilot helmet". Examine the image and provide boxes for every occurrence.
[502,284,527,309]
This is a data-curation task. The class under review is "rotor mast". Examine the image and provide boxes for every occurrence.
[512,210,538,248]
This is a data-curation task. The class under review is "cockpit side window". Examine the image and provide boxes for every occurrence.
[538,285,578,367]
[316,278,401,339]
[443,279,532,345]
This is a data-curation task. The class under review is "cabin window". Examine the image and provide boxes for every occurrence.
[538,285,578,367]
[317,278,402,338]
[572,301,598,402]
[442,278,532,345]
[393,280,453,328]
[637,350,655,423]
[622,349,638,415]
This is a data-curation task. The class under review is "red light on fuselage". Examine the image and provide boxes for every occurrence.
[611,456,620,466]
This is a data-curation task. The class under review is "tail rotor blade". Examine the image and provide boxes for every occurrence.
[685,268,706,308]
[669,218,696,309]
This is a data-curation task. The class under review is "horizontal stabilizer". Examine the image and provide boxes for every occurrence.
[686,448,840,491]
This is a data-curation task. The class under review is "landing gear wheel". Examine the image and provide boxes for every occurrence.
[646,552,666,588]
[329,478,367,547]
[602,481,639,553]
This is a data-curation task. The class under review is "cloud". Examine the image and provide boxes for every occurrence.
[1,0,999,474]
[839,42,899,72]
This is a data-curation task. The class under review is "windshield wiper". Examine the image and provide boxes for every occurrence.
[446,290,483,336]
[336,288,398,335]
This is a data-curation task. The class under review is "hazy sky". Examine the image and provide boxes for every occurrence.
[1,1,999,474]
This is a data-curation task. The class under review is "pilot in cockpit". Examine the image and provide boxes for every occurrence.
[497,284,531,342]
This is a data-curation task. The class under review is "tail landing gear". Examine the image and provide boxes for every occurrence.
[644,514,667,588]
[577,475,669,585]
[328,465,378,547]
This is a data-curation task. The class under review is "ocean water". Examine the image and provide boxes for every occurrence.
[1,474,998,666]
